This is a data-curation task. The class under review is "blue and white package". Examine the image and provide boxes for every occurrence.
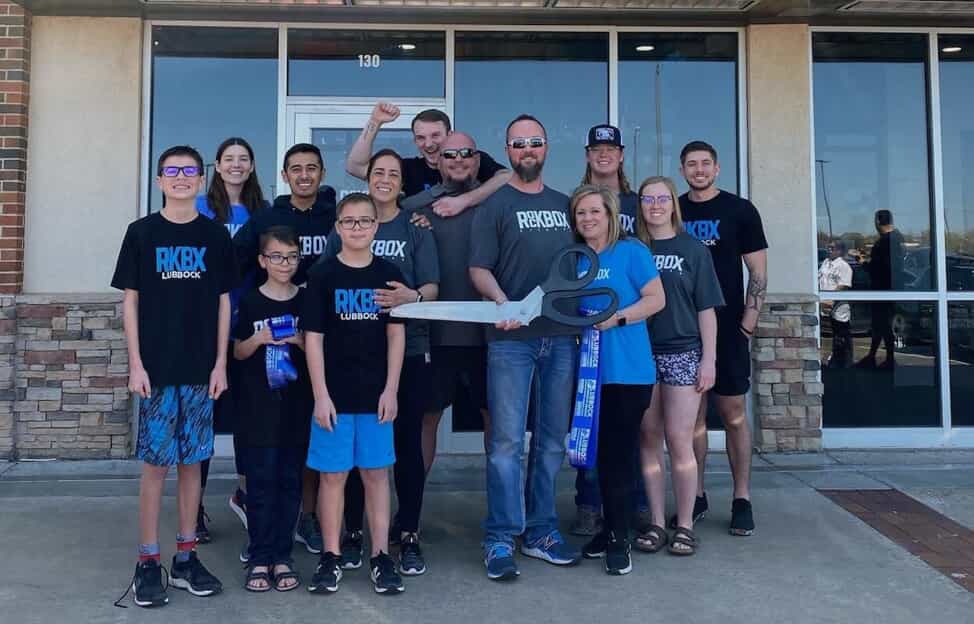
[265,315,299,389]
[568,314,602,469]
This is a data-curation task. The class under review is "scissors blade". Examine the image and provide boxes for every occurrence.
[391,301,504,324]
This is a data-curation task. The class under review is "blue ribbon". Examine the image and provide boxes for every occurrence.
[568,310,602,469]
[266,315,298,390]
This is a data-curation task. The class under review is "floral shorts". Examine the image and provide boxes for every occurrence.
[653,348,702,387]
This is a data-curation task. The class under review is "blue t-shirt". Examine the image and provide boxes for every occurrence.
[579,238,659,385]
[196,195,256,329]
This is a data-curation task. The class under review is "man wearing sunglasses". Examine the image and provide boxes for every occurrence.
[469,115,581,581]
[346,102,511,217]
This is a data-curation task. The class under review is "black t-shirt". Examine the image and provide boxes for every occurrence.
[111,212,237,387]
[232,287,312,448]
[680,190,767,323]
[401,151,505,198]
[301,256,405,414]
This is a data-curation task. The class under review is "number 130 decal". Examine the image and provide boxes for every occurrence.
[358,54,381,68]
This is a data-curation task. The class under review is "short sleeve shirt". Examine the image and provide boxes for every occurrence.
[818,257,853,292]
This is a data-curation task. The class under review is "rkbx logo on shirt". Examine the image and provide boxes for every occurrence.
[684,220,721,246]
[334,288,380,321]
[372,239,407,259]
[156,246,206,280]
[515,210,569,231]
[300,235,328,257]
[655,254,686,273]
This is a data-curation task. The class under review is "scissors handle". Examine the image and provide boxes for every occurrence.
[541,287,619,327]
[539,244,601,293]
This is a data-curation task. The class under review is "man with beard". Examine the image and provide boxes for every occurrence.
[469,115,581,581]
[677,140,767,537]
[401,132,491,474]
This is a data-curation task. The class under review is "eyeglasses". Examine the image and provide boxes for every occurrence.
[262,252,300,266]
[640,194,673,206]
[337,216,378,230]
[441,148,476,160]
[160,166,202,178]
[507,136,546,150]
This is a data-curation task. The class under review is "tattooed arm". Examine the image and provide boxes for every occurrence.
[741,249,768,335]
[346,102,400,181]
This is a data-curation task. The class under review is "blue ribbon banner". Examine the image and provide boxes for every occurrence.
[568,316,602,469]
[266,314,298,390]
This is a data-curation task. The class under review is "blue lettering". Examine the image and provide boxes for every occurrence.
[155,246,207,273]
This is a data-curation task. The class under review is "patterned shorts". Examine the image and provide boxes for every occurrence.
[137,384,214,466]
[653,348,702,387]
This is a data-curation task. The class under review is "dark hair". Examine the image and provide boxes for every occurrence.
[506,114,547,140]
[679,140,718,165]
[259,225,299,252]
[336,191,377,218]
[206,137,266,224]
[875,209,893,226]
[157,145,204,176]
[367,148,404,180]
[411,109,451,133]
[282,143,323,170]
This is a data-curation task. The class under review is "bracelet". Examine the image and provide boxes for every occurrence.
[740,324,753,336]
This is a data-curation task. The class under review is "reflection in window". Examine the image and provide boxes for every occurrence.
[454,32,608,196]
[939,36,974,291]
[618,32,739,194]
[819,300,940,427]
[812,33,933,291]
[288,30,445,97]
[948,303,974,426]
[151,26,278,212]
[311,127,417,201]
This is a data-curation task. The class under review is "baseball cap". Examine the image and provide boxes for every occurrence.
[586,124,623,149]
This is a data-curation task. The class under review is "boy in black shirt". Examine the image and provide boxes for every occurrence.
[232,225,311,593]
[302,193,407,596]
[112,146,236,607]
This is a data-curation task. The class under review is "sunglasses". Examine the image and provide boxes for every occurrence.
[337,216,378,230]
[640,194,673,206]
[160,166,202,178]
[507,136,546,150]
[262,252,300,266]
[441,148,476,160]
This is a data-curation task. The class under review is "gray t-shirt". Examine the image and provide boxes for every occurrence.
[469,184,578,342]
[401,185,485,348]
[647,232,725,354]
[321,210,439,357]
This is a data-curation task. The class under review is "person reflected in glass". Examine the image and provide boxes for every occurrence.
[818,240,853,368]
[857,210,904,370]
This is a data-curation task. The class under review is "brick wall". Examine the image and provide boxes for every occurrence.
[0,1,28,295]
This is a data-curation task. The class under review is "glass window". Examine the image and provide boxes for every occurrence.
[454,32,609,196]
[819,300,940,427]
[948,302,974,426]
[939,35,974,292]
[150,26,278,212]
[812,33,934,292]
[311,127,417,200]
[618,32,739,194]
[288,29,445,97]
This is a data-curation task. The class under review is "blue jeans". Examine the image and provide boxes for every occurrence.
[484,336,577,546]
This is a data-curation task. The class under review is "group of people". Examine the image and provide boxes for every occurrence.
[112,102,767,608]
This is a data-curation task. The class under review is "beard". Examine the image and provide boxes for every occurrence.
[514,160,544,183]
[443,172,477,193]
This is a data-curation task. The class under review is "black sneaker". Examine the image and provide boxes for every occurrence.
[669,493,709,529]
[729,498,755,536]
[340,530,364,570]
[370,552,404,595]
[170,551,223,597]
[308,552,343,594]
[604,533,632,576]
[122,559,169,608]
[582,531,609,559]
[398,533,427,576]
[195,505,211,544]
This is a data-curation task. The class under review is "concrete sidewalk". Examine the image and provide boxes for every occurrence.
[1,450,973,623]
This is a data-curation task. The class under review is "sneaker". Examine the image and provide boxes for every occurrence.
[484,542,519,581]
[340,530,364,570]
[126,559,169,608]
[238,542,251,564]
[669,493,709,530]
[228,489,247,531]
[521,531,581,566]
[308,552,343,593]
[730,498,755,536]
[604,533,632,576]
[582,531,609,559]
[398,533,427,576]
[170,551,223,597]
[295,513,323,555]
[370,552,405,595]
[195,505,211,544]
[569,505,603,537]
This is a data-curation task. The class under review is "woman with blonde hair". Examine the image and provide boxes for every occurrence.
[635,176,724,556]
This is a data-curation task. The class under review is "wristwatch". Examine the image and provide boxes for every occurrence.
[415,292,424,303]
[616,313,627,327]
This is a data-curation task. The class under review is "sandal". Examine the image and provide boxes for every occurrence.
[634,524,669,553]
[245,565,272,593]
[668,527,698,556]
[272,563,301,592]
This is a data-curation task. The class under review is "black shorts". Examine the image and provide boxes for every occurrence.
[714,317,751,397]
[428,346,488,413]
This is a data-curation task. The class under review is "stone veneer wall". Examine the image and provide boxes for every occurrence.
[752,293,823,452]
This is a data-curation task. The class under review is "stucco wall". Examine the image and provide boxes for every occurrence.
[24,17,142,293]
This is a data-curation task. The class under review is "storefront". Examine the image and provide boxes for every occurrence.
[0,0,972,459]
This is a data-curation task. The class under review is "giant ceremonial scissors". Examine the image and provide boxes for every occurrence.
[391,244,619,327]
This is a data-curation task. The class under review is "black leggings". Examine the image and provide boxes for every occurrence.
[345,356,431,534]
[597,383,653,538]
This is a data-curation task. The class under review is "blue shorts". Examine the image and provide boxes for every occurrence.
[137,384,214,466]
[306,413,395,473]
